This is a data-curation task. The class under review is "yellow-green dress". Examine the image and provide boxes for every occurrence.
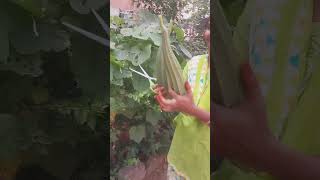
[167,54,210,180]
[213,0,320,179]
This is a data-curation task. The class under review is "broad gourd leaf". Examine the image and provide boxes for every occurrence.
[146,110,163,126]
[111,67,132,86]
[69,29,107,102]
[132,44,151,66]
[10,24,70,54]
[120,28,133,37]
[114,42,152,66]
[131,73,149,91]
[129,125,146,143]
[148,33,161,46]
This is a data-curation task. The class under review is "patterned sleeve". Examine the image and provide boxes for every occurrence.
[233,0,252,63]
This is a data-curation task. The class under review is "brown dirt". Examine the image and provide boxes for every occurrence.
[117,155,168,180]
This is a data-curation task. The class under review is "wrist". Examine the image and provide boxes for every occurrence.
[183,103,198,116]
[254,137,283,173]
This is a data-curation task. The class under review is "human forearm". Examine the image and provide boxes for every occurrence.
[187,105,210,126]
[256,139,320,180]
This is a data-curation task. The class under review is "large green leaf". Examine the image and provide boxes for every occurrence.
[111,67,132,86]
[114,42,152,66]
[69,32,107,102]
[146,109,163,126]
[131,72,150,91]
[10,24,70,54]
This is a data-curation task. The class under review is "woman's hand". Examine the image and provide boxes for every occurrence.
[213,63,320,179]
[154,81,195,114]
[212,63,274,170]
[154,82,210,126]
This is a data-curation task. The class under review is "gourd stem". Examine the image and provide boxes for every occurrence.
[159,15,166,32]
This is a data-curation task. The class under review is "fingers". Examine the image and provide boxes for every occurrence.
[185,81,192,94]
[154,86,169,97]
[155,90,176,112]
[158,94,175,106]
[168,88,178,98]
[240,63,262,102]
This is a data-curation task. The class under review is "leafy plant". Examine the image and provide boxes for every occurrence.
[0,0,108,179]
[109,9,191,178]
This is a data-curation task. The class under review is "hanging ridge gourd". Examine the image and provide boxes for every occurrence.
[155,15,186,95]
[212,0,243,107]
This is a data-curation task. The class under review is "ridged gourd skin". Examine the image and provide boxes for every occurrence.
[155,15,186,95]
[212,0,243,107]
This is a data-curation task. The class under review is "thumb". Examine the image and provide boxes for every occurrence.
[185,81,192,97]
[240,63,262,102]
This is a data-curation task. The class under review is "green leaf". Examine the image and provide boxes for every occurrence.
[148,33,161,46]
[131,44,152,66]
[114,43,152,65]
[69,25,107,101]
[111,16,124,27]
[173,25,185,43]
[129,125,145,143]
[146,109,163,126]
[131,73,150,91]
[120,28,133,36]
[10,24,70,54]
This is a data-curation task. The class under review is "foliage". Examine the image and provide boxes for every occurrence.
[181,0,210,55]
[109,10,192,178]
[0,0,108,179]
[133,0,188,20]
